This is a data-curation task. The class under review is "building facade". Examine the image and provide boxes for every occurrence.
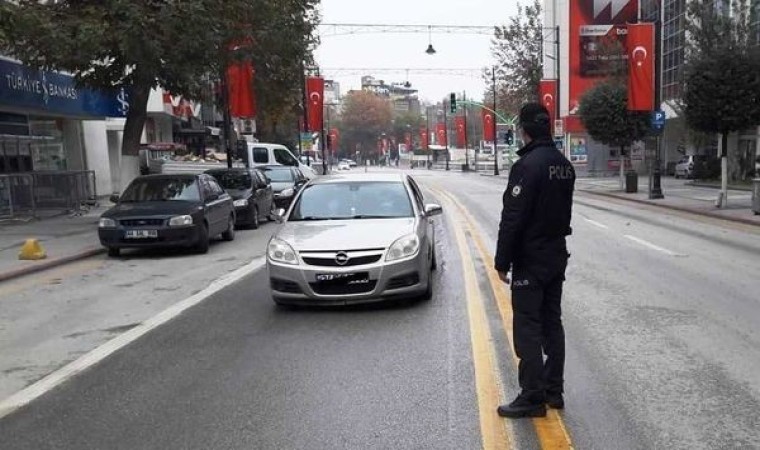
[544,0,760,180]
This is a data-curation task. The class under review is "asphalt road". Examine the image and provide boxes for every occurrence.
[1,168,759,449]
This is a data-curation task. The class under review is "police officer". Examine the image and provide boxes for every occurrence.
[494,103,575,418]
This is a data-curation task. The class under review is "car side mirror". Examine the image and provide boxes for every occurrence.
[424,203,443,217]
[109,194,120,204]
[274,208,287,223]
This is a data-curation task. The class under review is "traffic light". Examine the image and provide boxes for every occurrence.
[505,129,514,146]
[450,93,457,113]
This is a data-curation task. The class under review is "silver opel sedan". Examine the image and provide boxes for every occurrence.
[267,173,442,306]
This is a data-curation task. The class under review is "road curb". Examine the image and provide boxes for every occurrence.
[0,247,106,283]
[579,189,760,227]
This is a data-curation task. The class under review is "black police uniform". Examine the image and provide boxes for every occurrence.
[495,136,575,406]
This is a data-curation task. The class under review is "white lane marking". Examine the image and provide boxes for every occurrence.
[623,235,678,256]
[583,218,610,230]
[0,257,266,419]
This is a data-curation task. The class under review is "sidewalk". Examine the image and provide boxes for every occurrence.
[0,206,108,282]
[577,176,760,226]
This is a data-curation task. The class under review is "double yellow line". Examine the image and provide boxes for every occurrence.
[430,185,574,450]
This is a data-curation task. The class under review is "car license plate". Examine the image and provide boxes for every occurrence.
[315,272,368,283]
[125,229,158,239]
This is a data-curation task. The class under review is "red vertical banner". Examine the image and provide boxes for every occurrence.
[420,127,429,150]
[227,62,256,118]
[436,123,447,147]
[627,23,655,111]
[455,117,466,148]
[482,109,495,142]
[404,132,412,151]
[539,79,558,135]
[305,76,324,132]
[569,0,639,116]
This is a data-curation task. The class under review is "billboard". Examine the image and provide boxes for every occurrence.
[569,0,639,115]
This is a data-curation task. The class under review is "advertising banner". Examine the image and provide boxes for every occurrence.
[569,0,639,115]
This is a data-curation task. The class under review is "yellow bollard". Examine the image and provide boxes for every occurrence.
[18,239,47,261]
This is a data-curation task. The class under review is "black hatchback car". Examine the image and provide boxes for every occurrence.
[259,165,308,210]
[205,168,274,229]
[98,174,236,257]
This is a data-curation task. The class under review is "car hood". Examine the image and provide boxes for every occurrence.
[103,201,201,218]
[271,181,294,193]
[276,218,416,251]
[224,189,252,200]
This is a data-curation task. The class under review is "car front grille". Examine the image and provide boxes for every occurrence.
[299,249,385,268]
[270,278,302,294]
[120,218,166,227]
[310,280,377,295]
[387,273,420,290]
[302,254,382,267]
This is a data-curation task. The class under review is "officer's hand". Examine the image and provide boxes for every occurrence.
[498,271,511,285]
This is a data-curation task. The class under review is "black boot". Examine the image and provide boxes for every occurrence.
[546,393,564,410]
[497,394,547,418]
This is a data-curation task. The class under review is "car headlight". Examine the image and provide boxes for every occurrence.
[99,217,116,228]
[233,199,249,208]
[268,238,298,265]
[279,188,295,198]
[386,234,420,261]
[168,215,193,227]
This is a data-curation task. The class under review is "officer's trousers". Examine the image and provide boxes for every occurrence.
[511,270,565,403]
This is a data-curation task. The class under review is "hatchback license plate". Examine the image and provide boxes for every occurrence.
[125,229,158,239]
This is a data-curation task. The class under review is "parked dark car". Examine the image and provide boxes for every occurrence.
[206,168,274,229]
[259,165,308,210]
[98,174,236,257]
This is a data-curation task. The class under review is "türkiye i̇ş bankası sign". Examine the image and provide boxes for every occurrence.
[0,58,129,118]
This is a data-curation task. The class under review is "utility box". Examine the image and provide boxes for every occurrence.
[752,178,760,215]
[625,171,639,193]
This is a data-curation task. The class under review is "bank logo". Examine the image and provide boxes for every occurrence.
[117,88,130,115]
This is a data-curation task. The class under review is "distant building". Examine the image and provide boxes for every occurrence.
[361,76,421,117]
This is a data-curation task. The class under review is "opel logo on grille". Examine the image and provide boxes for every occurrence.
[335,252,350,266]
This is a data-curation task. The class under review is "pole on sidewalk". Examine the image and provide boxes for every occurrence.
[463,92,469,171]
[649,0,664,199]
[493,66,499,176]
[443,100,449,171]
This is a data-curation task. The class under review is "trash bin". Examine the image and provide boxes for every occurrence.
[625,171,638,193]
[752,178,760,215]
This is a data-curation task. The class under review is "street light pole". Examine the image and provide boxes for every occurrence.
[443,100,449,171]
[493,66,499,176]
[463,92,469,171]
[649,7,664,199]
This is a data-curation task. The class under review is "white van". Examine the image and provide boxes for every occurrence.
[237,142,318,179]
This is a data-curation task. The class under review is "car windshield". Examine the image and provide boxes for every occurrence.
[120,178,200,202]
[263,168,294,182]
[208,171,251,190]
[290,181,414,220]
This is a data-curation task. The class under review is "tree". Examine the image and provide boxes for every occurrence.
[339,91,393,162]
[683,0,760,192]
[578,81,650,184]
[391,112,425,153]
[0,0,319,157]
[487,0,543,117]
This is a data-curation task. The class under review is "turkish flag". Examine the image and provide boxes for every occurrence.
[455,117,466,148]
[436,123,447,147]
[539,79,557,125]
[306,76,324,132]
[420,127,429,150]
[404,132,412,150]
[627,23,655,111]
[227,62,256,118]
[482,109,495,142]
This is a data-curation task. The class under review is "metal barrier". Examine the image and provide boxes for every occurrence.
[0,171,96,219]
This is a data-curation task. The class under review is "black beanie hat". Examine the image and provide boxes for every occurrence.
[519,103,552,139]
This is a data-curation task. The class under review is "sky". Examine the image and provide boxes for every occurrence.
[315,0,521,105]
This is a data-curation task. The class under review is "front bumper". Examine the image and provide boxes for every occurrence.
[99,225,201,249]
[267,251,429,305]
